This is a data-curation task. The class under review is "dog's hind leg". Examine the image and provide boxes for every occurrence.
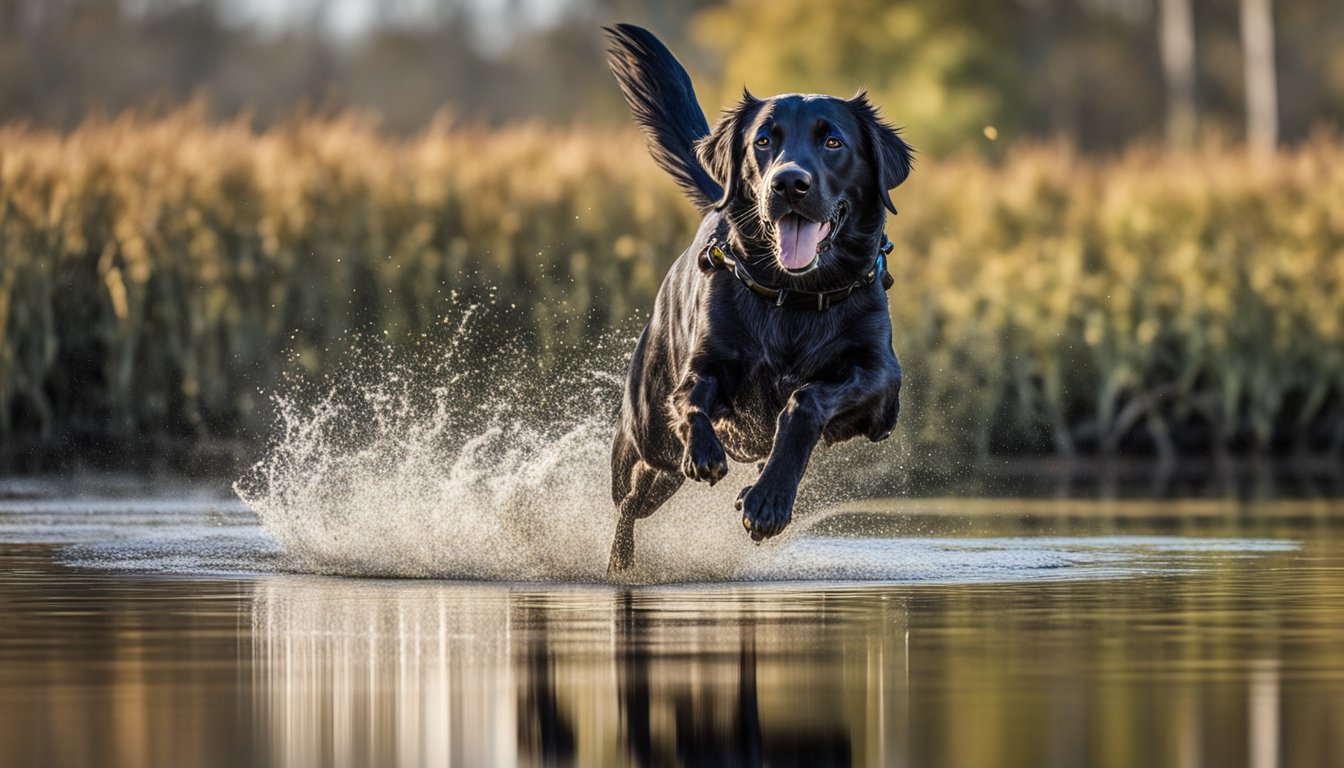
[609,462,684,575]
[612,430,640,506]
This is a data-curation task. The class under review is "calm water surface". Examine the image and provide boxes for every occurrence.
[2,479,1343,767]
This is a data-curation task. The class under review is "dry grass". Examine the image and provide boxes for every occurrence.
[890,141,1344,459]
[1,110,1341,463]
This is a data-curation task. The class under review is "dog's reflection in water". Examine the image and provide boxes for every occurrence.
[514,593,851,767]
[253,580,856,767]
[515,605,577,762]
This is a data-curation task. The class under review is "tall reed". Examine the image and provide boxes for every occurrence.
[1,110,1340,465]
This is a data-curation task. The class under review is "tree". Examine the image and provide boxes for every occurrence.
[1158,0,1197,147]
[1240,0,1279,157]
[691,0,1020,155]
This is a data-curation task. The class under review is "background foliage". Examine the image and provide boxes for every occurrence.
[3,111,1340,468]
[2,0,1343,152]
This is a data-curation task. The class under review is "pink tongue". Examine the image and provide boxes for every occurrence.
[776,216,831,270]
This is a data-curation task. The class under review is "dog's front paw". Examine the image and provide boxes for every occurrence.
[735,482,796,541]
[681,422,728,485]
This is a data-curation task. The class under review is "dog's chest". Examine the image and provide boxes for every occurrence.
[710,314,847,460]
[714,358,813,461]
[738,308,846,381]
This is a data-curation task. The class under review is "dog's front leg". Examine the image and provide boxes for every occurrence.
[738,366,898,540]
[672,370,729,485]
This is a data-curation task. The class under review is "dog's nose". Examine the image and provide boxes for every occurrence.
[770,167,812,203]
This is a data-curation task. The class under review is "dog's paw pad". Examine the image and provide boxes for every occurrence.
[738,484,795,541]
[736,485,751,504]
[682,432,728,485]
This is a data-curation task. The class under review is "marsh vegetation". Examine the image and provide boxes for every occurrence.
[2,111,1340,469]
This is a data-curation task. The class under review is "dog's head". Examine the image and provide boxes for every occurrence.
[697,90,913,281]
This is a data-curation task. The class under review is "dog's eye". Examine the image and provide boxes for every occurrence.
[824,137,844,149]
[754,136,771,148]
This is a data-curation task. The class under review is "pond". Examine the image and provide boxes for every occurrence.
[1,476,1342,767]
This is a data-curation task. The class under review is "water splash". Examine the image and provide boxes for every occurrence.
[234,307,777,583]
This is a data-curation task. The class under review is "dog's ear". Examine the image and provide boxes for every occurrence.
[848,92,914,215]
[696,88,761,210]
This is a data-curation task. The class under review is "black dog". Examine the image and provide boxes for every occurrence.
[604,25,912,573]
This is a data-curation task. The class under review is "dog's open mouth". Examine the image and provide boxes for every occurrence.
[774,204,845,274]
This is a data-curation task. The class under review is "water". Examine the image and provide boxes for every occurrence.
[2,478,1343,768]
[4,320,1342,766]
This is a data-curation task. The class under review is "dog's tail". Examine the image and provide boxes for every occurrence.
[604,24,721,212]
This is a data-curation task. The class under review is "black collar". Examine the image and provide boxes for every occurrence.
[697,221,895,311]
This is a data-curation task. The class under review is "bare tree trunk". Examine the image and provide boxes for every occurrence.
[1159,0,1197,148]
[1241,0,1279,158]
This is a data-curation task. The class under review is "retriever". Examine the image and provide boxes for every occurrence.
[604,24,913,573]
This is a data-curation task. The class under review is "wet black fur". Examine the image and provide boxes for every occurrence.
[604,24,913,573]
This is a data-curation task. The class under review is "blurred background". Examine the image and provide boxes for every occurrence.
[1,0,1341,479]
[4,0,1344,149]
